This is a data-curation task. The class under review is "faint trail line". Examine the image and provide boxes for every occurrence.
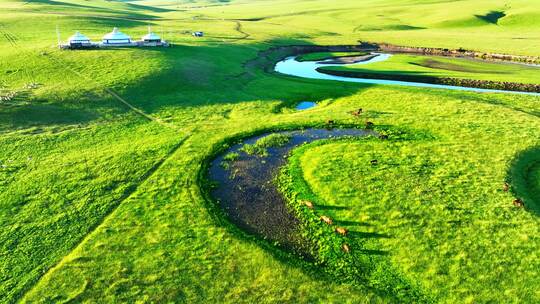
[1,26,191,302]
[46,54,178,130]
[17,134,191,302]
[233,20,250,40]
[1,24,175,130]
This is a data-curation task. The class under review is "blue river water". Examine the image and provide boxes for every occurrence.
[275,53,540,96]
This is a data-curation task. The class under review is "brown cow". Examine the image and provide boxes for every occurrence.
[342,243,351,254]
[335,227,348,236]
[513,198,524,208]
[302,200,314,209]
[320,215,333,225]
[351,108,363,116]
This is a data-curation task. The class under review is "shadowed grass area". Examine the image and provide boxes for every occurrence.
[319,54,540,85]
[508,146,540,214]
[475,11,506,24]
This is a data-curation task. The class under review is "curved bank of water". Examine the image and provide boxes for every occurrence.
[275,54,540,96]
[207,128,373,257]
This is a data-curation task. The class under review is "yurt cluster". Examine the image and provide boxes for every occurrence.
[60,27,169,49]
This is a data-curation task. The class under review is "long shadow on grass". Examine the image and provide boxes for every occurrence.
[2,39,374,131]
[25,0,164,20]
[507,146,540,214]
[110,39,375,114]
[316,204,350,211]
[349,231,391,239]
[0,103,100,132]
[334,220,373,227]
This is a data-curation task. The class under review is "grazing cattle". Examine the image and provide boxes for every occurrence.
[302,200,314,209]
[351,108,363,116]
[342,243,351,253]
[370,159,378,166]
[320,215,333,225]
[379,134,388,140]
[503,182,510,192]
[335,227,348,236]
[365,121,374,129]
[513,198,524,208]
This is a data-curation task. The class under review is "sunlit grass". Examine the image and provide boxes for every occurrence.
[320,54,540,84]
[0,0,539,302]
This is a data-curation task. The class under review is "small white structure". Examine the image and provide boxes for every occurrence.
[60,27,169,49]
[139,29,170,47]
[59,31,96,49]
[102,27,132,45]
[68,31,92,47]
[142,32,161,43]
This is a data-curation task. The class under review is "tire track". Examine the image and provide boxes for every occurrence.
[0,23,38,85]
[46,54,179,130]
[233,20,250,40]
[2,24,190,302]
[0,23,178,131]
[17,134,191,302]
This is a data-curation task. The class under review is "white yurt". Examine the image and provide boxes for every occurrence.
[102,27,131,45]
[68,31,91,46]
[142,32,162,43]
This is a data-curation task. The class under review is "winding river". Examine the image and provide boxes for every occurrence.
[275,53,540,96]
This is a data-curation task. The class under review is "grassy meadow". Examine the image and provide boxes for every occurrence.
[0,0,539,303]
[296,52,369,62]
[319,54,540,84]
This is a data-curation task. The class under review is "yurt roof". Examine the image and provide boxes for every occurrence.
[142,32,161,41]
[69,31,90,42]
[103,27,131,40]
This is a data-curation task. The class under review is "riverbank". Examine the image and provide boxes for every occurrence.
[317,67,540,93]
[247,42,540,77]
[369,41,540,65]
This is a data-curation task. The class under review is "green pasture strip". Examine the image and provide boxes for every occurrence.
[320,54,540,85]
[297,52,369,62]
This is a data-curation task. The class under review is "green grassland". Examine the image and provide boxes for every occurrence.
[319,54,540,85]
[296,52,368,62]
[286,91,540,302]
[0,0,539,302]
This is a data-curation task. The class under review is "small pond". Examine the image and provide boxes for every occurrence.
[207,128,374,257]
[296,101,317,110]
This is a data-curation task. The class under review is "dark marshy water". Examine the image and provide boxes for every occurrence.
[207,128,373,257]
